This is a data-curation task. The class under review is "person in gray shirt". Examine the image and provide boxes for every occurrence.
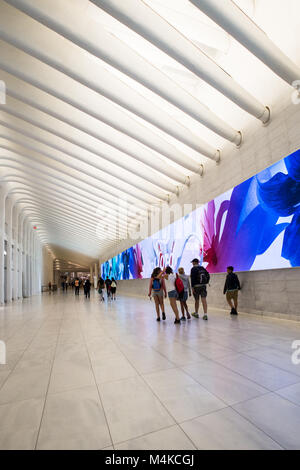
[178,267,192,321]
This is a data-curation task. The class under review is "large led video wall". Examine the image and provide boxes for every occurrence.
[101,149,300,280]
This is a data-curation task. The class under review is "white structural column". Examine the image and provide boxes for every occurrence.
[90,265,94,287]
[94,263,98,279]
[33,233,40,295]
[35,239,41,294]
[18,213,25,299]
[0,185,7,304]
[32,234,36,295]
[94,263,99,289]
[23,219,29,298]
[5,197,14,303]
[29,226,33,297]
[30,229,33,296]
[12,206,19,300]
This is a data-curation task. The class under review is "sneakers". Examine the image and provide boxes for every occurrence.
[203,315,208,321]
[156,317,161,322]
[181,316,187,322]
[187,313,191,320]
[174,319,181,324]
[162,312,166,321]
[191,312,199,319]
[231,308,238,316]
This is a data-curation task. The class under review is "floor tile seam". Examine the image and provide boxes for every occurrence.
[0,309,63,394]
[107,334,196,447]
[211,355,299,392]
[78,304,115,451]
[241,349,300,379]
[34,308,65,450]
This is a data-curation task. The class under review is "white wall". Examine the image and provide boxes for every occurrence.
[116,266,300,321]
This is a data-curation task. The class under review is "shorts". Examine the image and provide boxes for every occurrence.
[193,285,207,300]
[226,290,238,302]
[180,291,188,302]
[111,287,116,294]
[168,290,178,299]
[153,289,164,297]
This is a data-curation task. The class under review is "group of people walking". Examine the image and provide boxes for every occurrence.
[52,260,241,321]
[97,277,117,301]
[148,258,241,324]
[54,275,119,301]
[73,278,91,298]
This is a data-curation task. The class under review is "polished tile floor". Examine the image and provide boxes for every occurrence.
[0,291,300,450]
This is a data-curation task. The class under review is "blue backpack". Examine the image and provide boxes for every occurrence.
[152,278,161,292]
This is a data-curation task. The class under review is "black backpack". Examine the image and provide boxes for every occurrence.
[196,266,210,285]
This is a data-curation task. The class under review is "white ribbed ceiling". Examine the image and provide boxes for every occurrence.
[0,0,300,267]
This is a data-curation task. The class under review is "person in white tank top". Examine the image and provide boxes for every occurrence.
[158,266,181,325]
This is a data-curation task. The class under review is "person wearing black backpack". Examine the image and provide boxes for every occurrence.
[223,266,241,315]
[190,258,210,321]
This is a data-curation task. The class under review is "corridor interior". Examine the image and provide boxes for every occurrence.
[0,291,300,450]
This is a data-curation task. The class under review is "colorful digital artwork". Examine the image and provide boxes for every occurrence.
[101,150,300,280]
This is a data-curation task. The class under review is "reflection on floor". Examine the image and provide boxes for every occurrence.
[0,291,300,450]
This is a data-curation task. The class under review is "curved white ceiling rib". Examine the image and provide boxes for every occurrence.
[1,95,177,195]
[189,0,300,87]
[0,159,149,237]
[3,0,241,146]
[2,172,145,223]
[0,0,299,266]
[7,179,144,224]
[0,123,169,204]
[0,2,222,161]
[11,195,134,242]
[11,190,131,235]
[0,72,189,185]
[0,135,157,208]
[0,166,144,242]
[90,0,270,123]
[0,41,208,172]
[16,198,128,237]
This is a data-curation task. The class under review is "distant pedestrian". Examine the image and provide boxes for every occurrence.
[48,281,52,294]
[160,266,181,324]
[105,277,112,299]
[224,266,241,315]
[178,267,192,321]
[148,267,167,321]
[110,278,117,300]
[74,278,80,296]
[84,279,91,299]
[97,277,105,301]
[190,259,210,321]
